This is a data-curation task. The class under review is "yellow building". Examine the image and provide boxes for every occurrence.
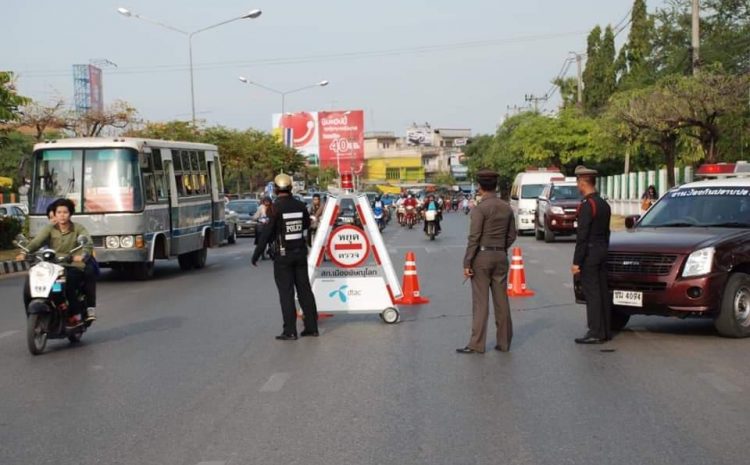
[364,132,425,184]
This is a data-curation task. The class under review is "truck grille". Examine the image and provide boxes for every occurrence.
[607,253,678,275]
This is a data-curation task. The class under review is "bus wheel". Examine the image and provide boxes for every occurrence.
[192,247,207,269]
[178,253,194,271]
[132,261,155,280]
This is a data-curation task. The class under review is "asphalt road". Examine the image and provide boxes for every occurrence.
[1,212,748,465]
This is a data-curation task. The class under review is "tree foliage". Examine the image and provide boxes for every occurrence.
[0,72,30,125]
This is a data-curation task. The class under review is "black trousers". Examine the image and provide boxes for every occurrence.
[273,250,318,335]
[84,260,97,308]
[580,245,611,340]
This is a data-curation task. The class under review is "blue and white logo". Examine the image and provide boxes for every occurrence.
[329,285,349,303]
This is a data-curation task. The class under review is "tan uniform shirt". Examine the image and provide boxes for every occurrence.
[463,193,517,268]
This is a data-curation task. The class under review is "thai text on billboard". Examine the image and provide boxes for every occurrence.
[318,110,364,174]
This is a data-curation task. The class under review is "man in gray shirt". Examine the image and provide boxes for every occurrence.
[457,169,517,354]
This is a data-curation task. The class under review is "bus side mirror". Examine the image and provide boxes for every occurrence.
[625,215,640,229]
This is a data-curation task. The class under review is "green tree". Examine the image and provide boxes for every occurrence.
[126,120,200,141]
[617,0,656,89]
[583,26,617,113]
[0,130,34,182]
[0,72,30,125]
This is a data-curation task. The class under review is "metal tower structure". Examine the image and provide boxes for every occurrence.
[72,64,92,114]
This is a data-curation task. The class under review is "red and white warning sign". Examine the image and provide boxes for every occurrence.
[307,192,403,323]
[327,225,370,268]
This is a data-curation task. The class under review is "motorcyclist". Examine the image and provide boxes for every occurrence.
[307,193,325,246]
[17,198,95,325]
[404,194,418,225]
[423,194,442,234]
[373,195,386,229]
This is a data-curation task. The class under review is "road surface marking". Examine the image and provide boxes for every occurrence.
[543,269,557,275]
[0,330,20,340]
[697,373,743,393]
[196,462,226,465]
[260,372,291,392]
[528,259,540,264]
[234,256,243,260]
[562,283,573,289]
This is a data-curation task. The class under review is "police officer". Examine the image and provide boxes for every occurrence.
[457,169,517,354]
[571,165,612,344]
[252,173,319,340]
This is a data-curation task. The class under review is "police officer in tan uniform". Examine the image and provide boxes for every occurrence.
[457,170,517,354]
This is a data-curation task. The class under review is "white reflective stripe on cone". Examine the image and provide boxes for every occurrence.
[404,271,417,275]
[510,265,524,270]
[512,256,522,260]
[405,261,416,266]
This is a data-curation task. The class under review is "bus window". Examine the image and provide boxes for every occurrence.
[143,173,158,203]
[83,148,144,213]
[198,151,206,172]
[199,174,208,194]
[155,173,168,199]
[172,150,182,171]
[190,151,200,172]
[183,174,194,196]
[31,149,84,214]
[181,151,191,175]
[152,149,163,171]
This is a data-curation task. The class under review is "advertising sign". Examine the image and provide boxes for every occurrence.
[272,111,320,164]
[88,65,103,113]
[272,110,364,170]
[318,110,364,173]
[406,126,434,146]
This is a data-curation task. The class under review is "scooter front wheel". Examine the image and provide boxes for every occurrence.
[27,314,49,355]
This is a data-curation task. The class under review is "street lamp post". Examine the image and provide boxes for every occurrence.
[117,7,262,126]
[237,76,329,115]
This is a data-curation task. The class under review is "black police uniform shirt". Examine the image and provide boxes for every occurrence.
[573,192,611,267]
[253,195,311,261]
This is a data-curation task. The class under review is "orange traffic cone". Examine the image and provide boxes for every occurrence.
[395,251,430,305]
[507,247,535,297]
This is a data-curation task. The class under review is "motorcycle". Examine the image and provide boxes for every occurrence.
[405,206,416,229]
[425,210,439,240]
[14,234,92,355]
[397,205,406,226]
[373,206,386,232]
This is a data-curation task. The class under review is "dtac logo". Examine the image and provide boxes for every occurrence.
[328,285,362,303]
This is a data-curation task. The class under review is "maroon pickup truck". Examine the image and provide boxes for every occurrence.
[535,181,582,243]
[576,177,750,338]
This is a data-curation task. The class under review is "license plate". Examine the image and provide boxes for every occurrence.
[613,290,642,307]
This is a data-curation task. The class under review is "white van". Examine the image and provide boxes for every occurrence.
[510,169,564,234]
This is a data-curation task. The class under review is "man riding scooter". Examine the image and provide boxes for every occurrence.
[403,194,418,228]
[17,198,96,326]
[423,194,442,236]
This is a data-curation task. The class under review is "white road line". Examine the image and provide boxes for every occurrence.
[234,256,243,260]
[528,259,540,264]
[196,462,226,465]
[260,372,291,392]
[543,269,557,275]
[0,330,20,340]
[562,283,574,289]
[697,373,743,393]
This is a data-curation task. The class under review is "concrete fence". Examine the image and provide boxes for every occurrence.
[597,167,694,216]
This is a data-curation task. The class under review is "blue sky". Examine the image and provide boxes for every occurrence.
[3,0,665,135]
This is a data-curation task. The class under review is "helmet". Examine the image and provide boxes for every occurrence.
[274,173,292,191]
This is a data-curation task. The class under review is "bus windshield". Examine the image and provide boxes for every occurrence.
[31,148,144,214]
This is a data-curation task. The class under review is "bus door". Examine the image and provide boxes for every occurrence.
[207,151,225,246]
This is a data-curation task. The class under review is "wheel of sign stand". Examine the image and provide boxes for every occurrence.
[381,307,400,324]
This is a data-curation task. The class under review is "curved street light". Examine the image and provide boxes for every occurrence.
[237,76,330,114]
[117,6,262,125]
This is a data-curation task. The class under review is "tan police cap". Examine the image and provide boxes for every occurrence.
[574,165,598,177]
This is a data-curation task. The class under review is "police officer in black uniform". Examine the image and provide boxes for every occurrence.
[571,165,612,344]
[252,173,319,340]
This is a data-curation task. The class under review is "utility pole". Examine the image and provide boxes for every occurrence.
[691,0,700,75]
[524,94,548,113]
[570,52,584,105]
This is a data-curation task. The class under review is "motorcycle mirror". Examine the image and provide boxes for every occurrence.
[77,235,91,246]
[14,234,28,247]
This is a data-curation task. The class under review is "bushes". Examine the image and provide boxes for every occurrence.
[0,217,22,249]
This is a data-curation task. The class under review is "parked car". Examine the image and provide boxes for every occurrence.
[226,199,259,237]
[535,180,582,242]
[575,170,750,338]
[0,203,27,225]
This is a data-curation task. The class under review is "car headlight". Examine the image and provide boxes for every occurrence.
[550,206,564,215]
[105,236,120,249]
[119,235,135,248]
[682,247,715,277]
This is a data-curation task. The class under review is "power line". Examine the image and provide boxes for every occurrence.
[15,30,589,79]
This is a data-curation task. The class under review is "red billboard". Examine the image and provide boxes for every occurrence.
[318,110,364,175]
[88,65,103,113]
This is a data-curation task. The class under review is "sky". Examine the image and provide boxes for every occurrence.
[3,0,667,135]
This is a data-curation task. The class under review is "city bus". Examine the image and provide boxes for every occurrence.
[28,137,229,279]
